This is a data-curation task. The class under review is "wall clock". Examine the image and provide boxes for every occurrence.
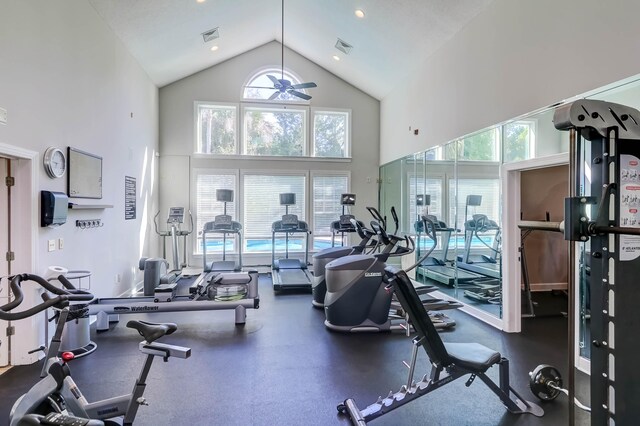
[43,147,67,178]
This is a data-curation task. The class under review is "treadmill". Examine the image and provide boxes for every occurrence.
[191,189,243,294]
[414,195,483,286]
[271,193,313,292]
[456,195,502,280]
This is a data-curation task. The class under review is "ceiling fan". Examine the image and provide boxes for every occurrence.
[245,0,317,101]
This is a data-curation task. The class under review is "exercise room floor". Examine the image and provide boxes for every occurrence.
[0,274,582,425]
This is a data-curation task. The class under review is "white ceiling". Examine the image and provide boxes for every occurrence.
[88,0,494,100]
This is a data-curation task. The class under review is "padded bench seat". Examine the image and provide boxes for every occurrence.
[444,342,501,372]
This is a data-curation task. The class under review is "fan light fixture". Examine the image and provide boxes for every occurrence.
[333,55,341,61]
[355,9,365,18]
[243,0,317,101]
[210,45,219,51]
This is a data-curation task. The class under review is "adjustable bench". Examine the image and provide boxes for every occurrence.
[338,266,543,424]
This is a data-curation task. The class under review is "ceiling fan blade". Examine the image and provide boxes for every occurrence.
[288,90,312,101]
[268,91,281,100]
[267,74,280,86]
[244,86,278,90]
[290,82,317,90]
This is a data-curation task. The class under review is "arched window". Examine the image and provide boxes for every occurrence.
[243,68,308,101]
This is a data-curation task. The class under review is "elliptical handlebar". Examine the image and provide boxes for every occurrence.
[366,206,387,230]
[390,206,399,235]
[371,221,414,258]
[405,215,439,273]
[0,274,94,321]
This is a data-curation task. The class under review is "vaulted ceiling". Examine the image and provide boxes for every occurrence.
[88,0,494,100]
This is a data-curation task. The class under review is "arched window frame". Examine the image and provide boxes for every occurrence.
[241,66,310,104]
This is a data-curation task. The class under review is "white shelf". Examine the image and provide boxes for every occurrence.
[68,203,113,209]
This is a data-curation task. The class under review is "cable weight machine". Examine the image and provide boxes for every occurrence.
[528,99,640,425]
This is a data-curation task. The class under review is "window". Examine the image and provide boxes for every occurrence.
[194,170,237,254]
[445,129,501,161]
[243,173,306,252]
[195,69,350,158]
[312,174,349,250]
[195,103,237,154]
[243,69,307,102]
[313,110,349,157]
[449,178,500,231]
[409,177,443,227]
[243,106,307,156]
[503,120,536,163]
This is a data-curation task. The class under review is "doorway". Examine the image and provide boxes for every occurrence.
[501,153,569,332]
[0,143,37,366]
[0,156,9,367]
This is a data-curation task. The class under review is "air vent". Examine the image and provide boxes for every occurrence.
[335,38,353,55]
[202,27,220,43]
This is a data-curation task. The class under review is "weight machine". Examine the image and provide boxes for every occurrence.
[534,99,640,425]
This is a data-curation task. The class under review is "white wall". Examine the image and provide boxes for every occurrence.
[380,0,640,164]
[0,1,159,362]
[159,41,380,265]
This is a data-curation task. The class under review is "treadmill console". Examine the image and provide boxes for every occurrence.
[167,207,185,224]
[339,214,356,227]
[214,214,233,227]
[281,214,299,226]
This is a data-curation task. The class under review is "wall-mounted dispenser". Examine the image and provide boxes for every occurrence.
[41,190,69,227]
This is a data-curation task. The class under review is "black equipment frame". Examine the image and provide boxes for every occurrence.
[554,99,640,425]
[338,266,542,423]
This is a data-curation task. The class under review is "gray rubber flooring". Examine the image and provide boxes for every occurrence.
[0,274,583,425]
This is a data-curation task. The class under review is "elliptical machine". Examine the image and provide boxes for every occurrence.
[139,207,193,297]
[311,196,375,308]
[324,212,460,332]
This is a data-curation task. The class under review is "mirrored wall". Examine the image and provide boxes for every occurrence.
[379,103,573,320]
[379,75,640,372]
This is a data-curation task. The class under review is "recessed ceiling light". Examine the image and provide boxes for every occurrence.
[210,45,219,51]
[354,9,365,18]
[332,55,341,61]
[197,0,206,3]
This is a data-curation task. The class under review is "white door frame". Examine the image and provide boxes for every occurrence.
[0,157,8,366]
[0,142,39,365]
[501,153,569,333]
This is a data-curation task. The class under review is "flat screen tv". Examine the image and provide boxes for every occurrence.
[67,147,103,199]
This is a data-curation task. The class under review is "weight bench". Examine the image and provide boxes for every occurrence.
[338,266,543,424]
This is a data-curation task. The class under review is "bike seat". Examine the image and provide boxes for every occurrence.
[126,320,177,343]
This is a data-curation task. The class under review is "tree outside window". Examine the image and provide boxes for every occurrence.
[197,104,237,154]
[314,111,348,157]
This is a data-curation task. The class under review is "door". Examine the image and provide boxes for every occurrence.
[0,157,10,366]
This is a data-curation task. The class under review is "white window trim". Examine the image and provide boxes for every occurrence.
[190,167,240,257]
[311,107,352,158]
[193,101,240,155]
[241,103,309,156]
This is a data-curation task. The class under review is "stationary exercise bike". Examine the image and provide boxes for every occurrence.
[3,273,191,426]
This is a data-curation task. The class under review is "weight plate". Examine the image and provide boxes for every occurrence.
[529,364,562,401]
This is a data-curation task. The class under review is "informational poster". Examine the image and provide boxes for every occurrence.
[619,154,640,261]
[125,176,136,220]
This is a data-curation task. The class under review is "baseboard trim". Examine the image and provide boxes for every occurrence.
[526,282,568,292]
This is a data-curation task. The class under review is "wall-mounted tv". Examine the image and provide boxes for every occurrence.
[67,147,103,199]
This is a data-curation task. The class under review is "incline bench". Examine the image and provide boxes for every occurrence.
[338,265,544,424]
